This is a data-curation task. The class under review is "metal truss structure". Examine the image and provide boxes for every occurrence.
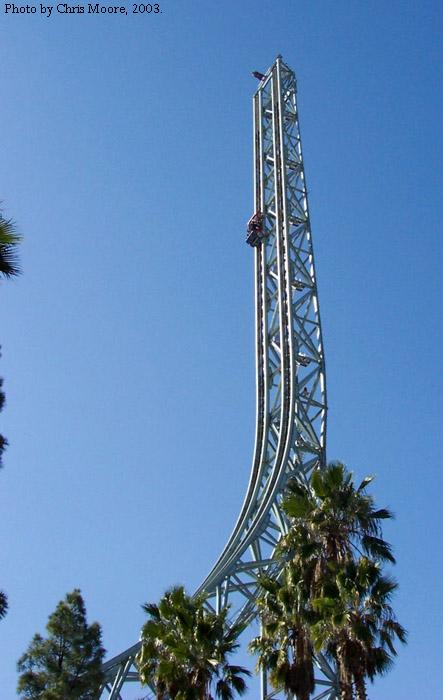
[100,56,337,700]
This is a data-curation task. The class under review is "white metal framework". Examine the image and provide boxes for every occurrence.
[100,56,336,700]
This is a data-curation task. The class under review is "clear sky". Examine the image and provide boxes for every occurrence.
[1,1,442,697]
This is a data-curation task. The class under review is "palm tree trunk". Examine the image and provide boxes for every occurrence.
[354,672,367,700]
[286,631,314,700]
[295,634,309,700]
[336,645,353,700]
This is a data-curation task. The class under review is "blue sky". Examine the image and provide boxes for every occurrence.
[1,1,442,697]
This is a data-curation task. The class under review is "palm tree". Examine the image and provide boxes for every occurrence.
[272,462,404,699]
[136,586,250,699]
[279,463,395,582]
[311,557,406,700]
[249,560,316,700]
[0,214,21,278]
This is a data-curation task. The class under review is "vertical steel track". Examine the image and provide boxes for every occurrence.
[100,56,337,700]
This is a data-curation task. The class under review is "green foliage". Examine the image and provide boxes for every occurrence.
[137,585,250,699]
[280,462,396,567]
[0,213,21,278]
[17,590,105,700]
[251,462,405,700]
[310,557,406,698]
[249,562,315,700]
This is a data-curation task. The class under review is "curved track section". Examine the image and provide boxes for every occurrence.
[100,57,334,700]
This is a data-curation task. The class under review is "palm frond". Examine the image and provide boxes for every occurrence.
[0,216,21,278]
[362,535,396,563]
[357,476,374,492]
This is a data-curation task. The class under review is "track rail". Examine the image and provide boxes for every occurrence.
[100,56,335,700]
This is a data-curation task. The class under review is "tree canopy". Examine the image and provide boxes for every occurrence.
[17,589,105,700]
[250,463,406,700]
[137,585,250,699]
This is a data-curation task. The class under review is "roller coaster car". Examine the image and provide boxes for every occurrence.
[246,212,264,247]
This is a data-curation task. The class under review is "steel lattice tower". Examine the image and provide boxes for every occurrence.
[100,56,337,700]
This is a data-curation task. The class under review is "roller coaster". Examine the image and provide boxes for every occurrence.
[100,56,338,700]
